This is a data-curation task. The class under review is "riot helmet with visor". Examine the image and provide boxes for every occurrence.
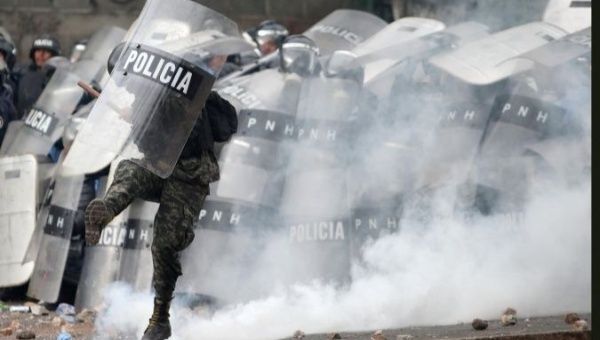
[279,35,320,76]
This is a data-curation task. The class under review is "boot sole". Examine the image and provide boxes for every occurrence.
[85,199,113,245]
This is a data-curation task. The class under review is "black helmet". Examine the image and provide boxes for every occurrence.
[0,36,16,70]
[106,42,126,75]
[29,35,61,60]
[279,35,320,76]
[255,20,289,47]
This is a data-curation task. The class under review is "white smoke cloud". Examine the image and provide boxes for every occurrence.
[93,179,590,340]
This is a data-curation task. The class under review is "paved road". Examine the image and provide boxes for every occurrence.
[281,313,592,340]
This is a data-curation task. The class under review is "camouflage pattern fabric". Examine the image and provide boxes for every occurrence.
[103,151,218,301]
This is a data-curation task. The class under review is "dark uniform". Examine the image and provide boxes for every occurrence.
[13,35,61,119]
[85,91,237,339]
[0,43,16,147]
[0,82,16,147]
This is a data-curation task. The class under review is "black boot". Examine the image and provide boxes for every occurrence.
[141,298,172,340]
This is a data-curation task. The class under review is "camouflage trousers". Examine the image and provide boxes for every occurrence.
[103,151,219,301]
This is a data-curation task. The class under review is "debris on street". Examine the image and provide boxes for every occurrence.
[471,318,488,330]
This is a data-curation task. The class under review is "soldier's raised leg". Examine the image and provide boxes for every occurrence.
[85,159,163,245]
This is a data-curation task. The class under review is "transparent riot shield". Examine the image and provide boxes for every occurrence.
[518,27,591,69]
[23,100,95,264]
[404,23,564,216]
[27,169,84,303]
[0,69,83,157]
[361,21,490,93]
[0,155,53,288]
[178,69,303,304]
[428,22,567,86]
[415,22,567,196]
[75,160,125,311]
[472,85,567,215]
[278,65,363,286]
[473,29,591,214]
[75,210,128,311]
[22,101,95,301]
[80,26,128,65]
[117,200,156,294]
[415,86,500,191]
[62,0,253,178]
[217,68,302,113]
[303,9,387,56]
[352,17,446,82]
[543,0,591,33]
[345,22,493,232]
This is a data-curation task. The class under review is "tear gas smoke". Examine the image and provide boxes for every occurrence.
[94,182,590,340]
[91,5,590,340]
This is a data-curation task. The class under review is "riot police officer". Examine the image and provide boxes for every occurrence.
[13,35,62,119]
[216,21,290,84]
[0,33,16,147]
[0,59,16,147]
[0,35,16,93]
[239,20,289,65]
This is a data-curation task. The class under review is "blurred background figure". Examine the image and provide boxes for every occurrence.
[0,33,16,148]
[13,34,62,119]
[0,58,16,147]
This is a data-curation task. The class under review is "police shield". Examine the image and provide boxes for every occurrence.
[25,104,101,302]
[217,68,302,113]
[518,27,591,175]
[352,17,447,83]
[278,54,364,285]
[361,21,490,96]
[543,0,591,33]
[303,9,387,56]
[411,22,567,213]
[473,28,591,214]
[75,160,126,310]
[178,69,304,304]
[346,23,492,237]
[0,68,82,156]
[428,22,567,86]
[518,27,591,69]
[62,0,253,178]
[26,168,84,303]
[117,200,156,294]
[0,155,43,288]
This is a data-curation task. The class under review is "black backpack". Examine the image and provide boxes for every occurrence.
[205,91,237,143]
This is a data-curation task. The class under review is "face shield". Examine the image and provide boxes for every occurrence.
[279,35,320,76]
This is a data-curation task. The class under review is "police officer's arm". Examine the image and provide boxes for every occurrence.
[205,91,238,143]
[10,66,23,107]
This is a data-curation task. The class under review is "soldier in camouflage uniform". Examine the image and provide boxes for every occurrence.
[84,91,237,340]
